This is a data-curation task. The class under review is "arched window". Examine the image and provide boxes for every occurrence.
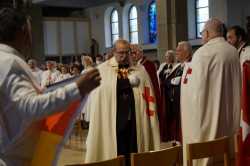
[128,6,138,44]
[196,0,209,38]
[148,1,157,43]
[110,9,119,45]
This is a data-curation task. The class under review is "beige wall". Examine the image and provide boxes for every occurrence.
[86,0,158,56]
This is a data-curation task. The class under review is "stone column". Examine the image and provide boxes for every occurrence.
[29,5,45,62]
[157,0,188,61]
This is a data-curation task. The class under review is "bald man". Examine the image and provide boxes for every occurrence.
[181,18,241,166]
[84,39,160,165]
[27,59,43,85]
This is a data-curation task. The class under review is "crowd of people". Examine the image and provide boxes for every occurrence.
[1,7,250,166]
[27,56,95,88]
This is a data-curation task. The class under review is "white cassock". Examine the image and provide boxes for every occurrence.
[84,57,160,163]
[181,37,241,166]
[31,67,43,85]
[41,69,60,88]
[0,44,81,166]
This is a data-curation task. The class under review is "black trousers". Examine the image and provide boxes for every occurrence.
[117,120,137,166]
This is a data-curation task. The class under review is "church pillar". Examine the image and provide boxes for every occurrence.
[157,0,188,61]
[29,5,45,62]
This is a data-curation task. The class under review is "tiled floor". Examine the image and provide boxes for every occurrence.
[57,129,173,166]
[57,129,87,166]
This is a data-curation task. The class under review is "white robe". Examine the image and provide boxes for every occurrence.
[181,37,241,166]
[41,69,61,88]
[84,57,160,163]
[31,67,43,85]
[0,44,81,166]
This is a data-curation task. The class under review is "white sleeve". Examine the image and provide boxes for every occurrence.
[4,72,81,121]
[240,47,250,68]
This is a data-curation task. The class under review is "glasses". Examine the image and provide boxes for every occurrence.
[200,29,207,36]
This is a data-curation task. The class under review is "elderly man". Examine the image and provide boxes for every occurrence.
[181,18,241,166]
[41,60,61,88]
[159,42,192,142]
[84,39,160,165]
[0,8,101,165]
[27,59,43,85]
[227,25,250,70]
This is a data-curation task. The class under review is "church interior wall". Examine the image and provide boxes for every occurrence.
[86,0,158,58]
[227,0,250,28]
[27,0,250,61]
[188,0,250,46]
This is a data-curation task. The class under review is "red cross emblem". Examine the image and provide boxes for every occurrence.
[183,67,192,84]
[142,87,155,117]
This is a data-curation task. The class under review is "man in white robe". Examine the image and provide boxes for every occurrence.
[0,8,101,165]
[181,18,241,166]
[41,60,61,88]
[27,59,43,85]
[84,40,160,164]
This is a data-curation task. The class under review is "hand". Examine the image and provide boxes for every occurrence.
[76,68,101,97]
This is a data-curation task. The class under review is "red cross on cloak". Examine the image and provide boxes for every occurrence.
[142,86,155,117]
[183,67,192,84]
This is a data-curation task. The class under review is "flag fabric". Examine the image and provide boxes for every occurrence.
[31,77,86,166]
[238,61,250,166]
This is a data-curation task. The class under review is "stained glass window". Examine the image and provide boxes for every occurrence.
[111,9,119,45]
[129,6,138,44]
[148,1,157,43]
[196,0,209,38]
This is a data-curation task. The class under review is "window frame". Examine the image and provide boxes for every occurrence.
[195,0,209,38]
[110,9,119,46]
[128,5,139,44]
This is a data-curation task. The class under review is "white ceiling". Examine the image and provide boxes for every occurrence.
[32,0,118,8]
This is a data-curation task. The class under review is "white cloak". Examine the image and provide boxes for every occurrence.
[84,57,160,163]
[181,37,241,166]
[31,68,43,85]
[41,69,61,88]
